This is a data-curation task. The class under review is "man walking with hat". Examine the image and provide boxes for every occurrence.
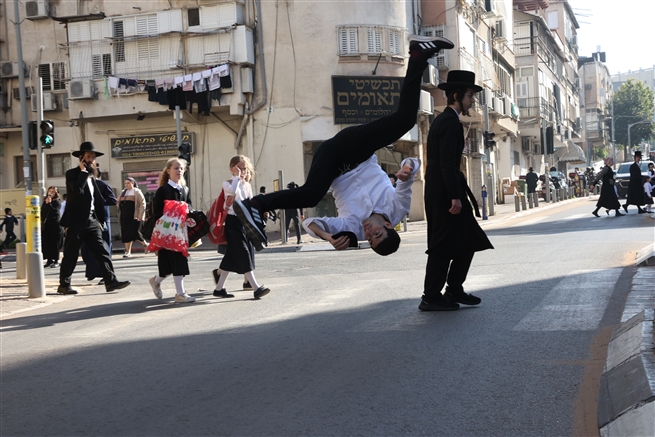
[623,151,647,214]
[57,142,131,294]
[419,70,493,311]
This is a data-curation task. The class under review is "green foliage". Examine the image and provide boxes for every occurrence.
[610,79,655,148]
[0,239,21,249]
[594,146,609,159]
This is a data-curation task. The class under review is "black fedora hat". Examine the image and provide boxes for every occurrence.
[634,150,642,158]
[72,141,104,158]
[438,70,483,93]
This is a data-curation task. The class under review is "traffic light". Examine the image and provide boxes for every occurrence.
[178,142,192,165]
[483,131,496,148]
[28,121,37,150]
[40,120,54,148]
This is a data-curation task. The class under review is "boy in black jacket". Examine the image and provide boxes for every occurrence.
[0,208,19,253]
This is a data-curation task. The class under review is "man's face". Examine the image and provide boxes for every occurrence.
[363,215,392,248]
[458,89,477,113]
[635,155,641,163]
[649,164,654,172]
[81,152,96,166]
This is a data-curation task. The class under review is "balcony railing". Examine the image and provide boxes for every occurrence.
[517,97,551,120]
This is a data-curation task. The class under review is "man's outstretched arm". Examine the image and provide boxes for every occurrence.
[304,220,353,251]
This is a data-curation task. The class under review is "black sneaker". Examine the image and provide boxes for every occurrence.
[418,296,459,311]
[408,35,455,57]
[243,281,253,290]
[105,280,131,292]
[57,285,78,295]
[254,286,270,299]
[233,199,268,251]
[213,288,235,298]
[444,288,481,306]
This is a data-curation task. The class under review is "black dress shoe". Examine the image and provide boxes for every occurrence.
[105,280,131,292]
[592,211,600,217]
[638,209,647,214]
[97,280,105,285]
[254,286,270,299]
[57,286,78,295]
[444,288,481,306]
[623,205,629,213]
[418,297,459,311]
[213,288,235,298]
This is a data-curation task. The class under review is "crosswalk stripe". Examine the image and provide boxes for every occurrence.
[513,268,621,331]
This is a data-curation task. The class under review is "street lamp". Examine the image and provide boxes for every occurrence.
[627,120,653,157]
[604,112,651,162]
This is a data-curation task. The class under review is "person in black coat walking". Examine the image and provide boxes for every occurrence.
[41,186,63,267]
[526,167,539,194]
[420,70,493,312]
[284,182,304,244]
[623,151,647,214]
[57,142,131,295]
[591,158,623,217]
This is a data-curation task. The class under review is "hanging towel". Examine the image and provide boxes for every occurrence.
[174,76,184,87]
[192,72,202,81]
[103,77,110,99]
[208,73,221,91]
[217,64,230,77]
[202,69,212,78]
[108,76,119,95]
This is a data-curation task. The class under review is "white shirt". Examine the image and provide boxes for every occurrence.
[222,177,252,215]
[302,155,420,241]
[85,172,95,212]
[168,179,183,191]
[644,182,653,196]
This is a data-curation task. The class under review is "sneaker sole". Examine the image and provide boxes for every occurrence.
[254,288,270,299]
[233,201,267,251]
[444,295,481,306]
[408,35,455,51]
[418,302,459,311]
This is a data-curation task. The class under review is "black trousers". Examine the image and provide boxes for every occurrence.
[1,231,16,249]
[285,214,301,243]
[60,216,117,287]
[424,251,474,300]
[258,56,428,212]
[81,219,112,280]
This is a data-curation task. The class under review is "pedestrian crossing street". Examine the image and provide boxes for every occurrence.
[513,268,622,331]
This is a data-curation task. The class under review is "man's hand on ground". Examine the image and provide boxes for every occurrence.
[328,234,350,251]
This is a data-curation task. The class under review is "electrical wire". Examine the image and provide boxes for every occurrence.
[285,0,302,117]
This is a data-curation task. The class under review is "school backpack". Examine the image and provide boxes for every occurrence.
[207,189,227,245]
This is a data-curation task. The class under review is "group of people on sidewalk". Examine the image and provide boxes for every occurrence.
[12,34,498,312]
[591,153,654,217]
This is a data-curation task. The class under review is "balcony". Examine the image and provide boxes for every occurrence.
[517,97,551,121]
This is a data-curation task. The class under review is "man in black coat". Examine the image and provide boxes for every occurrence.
[526,167,539,194]
[57,142,130,295]
[623,151,646,214]
[420,70,493,312]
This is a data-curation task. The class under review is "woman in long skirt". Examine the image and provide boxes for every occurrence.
[41,186,63,267]
[212,155,270,299]
[148,158,195,303]
[118,177,147,257]
[591,157,623,217]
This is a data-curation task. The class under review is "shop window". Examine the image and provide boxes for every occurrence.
[47,153,71,178]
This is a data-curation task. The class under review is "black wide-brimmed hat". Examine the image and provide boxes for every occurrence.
[72,141,104,158]
[438,70,483,93]
[634,150,642,157]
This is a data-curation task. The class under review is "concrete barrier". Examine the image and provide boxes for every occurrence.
[15,242,26,279]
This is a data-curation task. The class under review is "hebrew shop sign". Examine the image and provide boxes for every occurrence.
[110,133,195,159]
[331,76,402,124]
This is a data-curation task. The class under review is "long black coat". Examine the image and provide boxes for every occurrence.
[626,162,645,206]
[425,107,493,258]
[41,199,63,260]
[60,166,107,230]
[595,166,620,210]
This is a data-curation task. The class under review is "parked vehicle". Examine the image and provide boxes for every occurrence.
[614,161,654,198]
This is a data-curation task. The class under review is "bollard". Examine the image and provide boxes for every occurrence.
[528,192,534,209]
[402,215,408,232]
[514,195,520,212]
[16,242,27,279]
[26,252,45,298]
[481,185,488,220]
[533,192,539,207]
[521,194,527,210]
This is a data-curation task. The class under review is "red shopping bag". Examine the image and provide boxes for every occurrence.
[207,189,228,245]
[147,200,190,256]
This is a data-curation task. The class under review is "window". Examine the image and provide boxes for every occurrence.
[367,28,382,53]
[339,27,358,55]
[92,53,113,78]
[422,25,447,69]
[113,20,125,62]
[47,154,71,178]
[136,14,159,60]
[38,63,66,91]
[188,8,200,27]
[389,29,401,55]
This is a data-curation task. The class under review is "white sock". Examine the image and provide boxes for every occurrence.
[244,271,260,290]
[216,270,230,291]
[173,275,185,295]
[154,275,166,284]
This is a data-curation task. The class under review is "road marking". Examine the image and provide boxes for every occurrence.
[513,268,622,331]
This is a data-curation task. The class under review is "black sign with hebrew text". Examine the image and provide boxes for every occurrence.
[332,76,402,125]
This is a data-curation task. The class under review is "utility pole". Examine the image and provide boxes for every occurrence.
[13,0,32,194]
[36,78,45,199]
[483,104,494,216]
[610,98,616,162]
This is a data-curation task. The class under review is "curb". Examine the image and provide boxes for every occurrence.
[598,247,655,437]
[478,194,597,227]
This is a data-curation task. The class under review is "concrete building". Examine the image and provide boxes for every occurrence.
[420,0,520,206]
[0,0,429,228]
[578,52,614,161]
[513,0,584,174]
[612,66,655,94]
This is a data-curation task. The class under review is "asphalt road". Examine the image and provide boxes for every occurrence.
[1,198,652,437]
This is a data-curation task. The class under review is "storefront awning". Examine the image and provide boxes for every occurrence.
[557,143,586,164]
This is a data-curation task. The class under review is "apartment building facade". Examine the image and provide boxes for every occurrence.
[420,0,520,206]
[513,0,584,173]
[578,53,614,161]
[0,0,428,221]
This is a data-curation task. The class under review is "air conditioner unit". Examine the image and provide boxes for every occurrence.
[503,96,512,116]
[25,0,49,20]
[0,61,23,78]
[68,79,96,100]
[418,90,433,115]
[422,64,438,89]
[30,92,57,112]
[493,97,503,114]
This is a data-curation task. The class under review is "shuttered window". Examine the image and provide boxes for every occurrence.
[389,29,401,55]
[367,28,382,53]
[339,27,358,55]
[38,63,66,91]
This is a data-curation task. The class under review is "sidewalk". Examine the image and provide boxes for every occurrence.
[0,193,596,317]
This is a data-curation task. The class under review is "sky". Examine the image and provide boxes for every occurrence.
[568,0,655,75]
